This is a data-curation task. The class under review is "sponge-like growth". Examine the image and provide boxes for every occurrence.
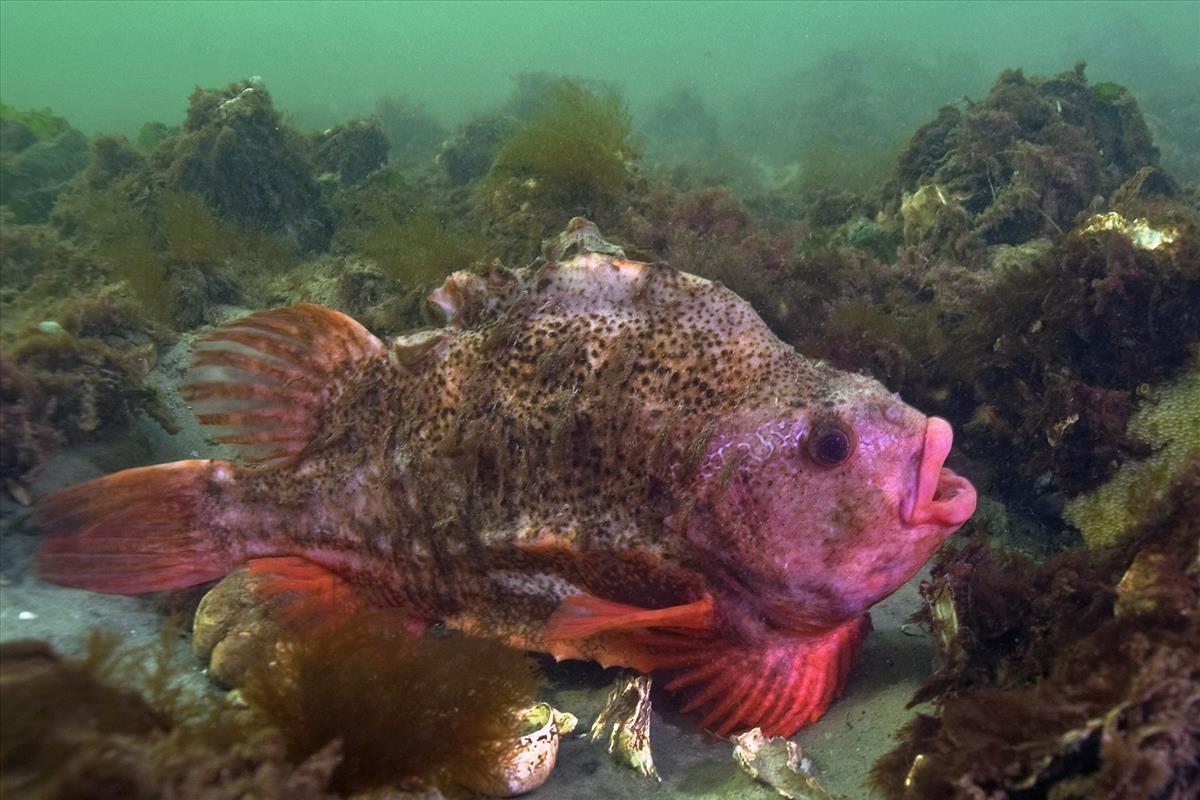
[1064,358,1200,547]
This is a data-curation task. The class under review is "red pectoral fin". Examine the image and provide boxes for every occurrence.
[247,556,363,624]
[660,614,871,737]
[545,592,715,641]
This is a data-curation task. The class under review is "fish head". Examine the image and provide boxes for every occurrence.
[676,368,976,634]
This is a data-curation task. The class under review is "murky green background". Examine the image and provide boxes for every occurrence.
[3,0,1196,154]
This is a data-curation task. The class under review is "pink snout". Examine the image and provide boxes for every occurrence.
[903,417,977,528]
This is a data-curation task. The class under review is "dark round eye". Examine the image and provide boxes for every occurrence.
[807,421,855,467]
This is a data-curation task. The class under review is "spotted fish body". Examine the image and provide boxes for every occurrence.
[37,221,976,736]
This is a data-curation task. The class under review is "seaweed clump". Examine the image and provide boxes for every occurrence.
[871,458,1200,800]
[483,78,636,254]
[243,611,542,795]
[489,78,633,206]
[3,610,545,798]
[0,356,59,495]
[0,291,176,489]
[955,204,1200,499]
[358,210,485,289]
[49,179,296,328]
[0,631,344,800]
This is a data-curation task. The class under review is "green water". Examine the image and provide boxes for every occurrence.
[3,0,1197,156]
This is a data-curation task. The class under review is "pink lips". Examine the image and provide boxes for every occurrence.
[904,417,977,527]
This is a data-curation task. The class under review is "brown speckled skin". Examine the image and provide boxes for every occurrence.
[207,251,950,666]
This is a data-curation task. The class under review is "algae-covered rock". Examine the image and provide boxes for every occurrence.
[0,104,89,223]
[890,64,1159,262]
[165,79,333,252]
[439,114,512,186]
[374,95,446,170]
[309,119,390,188]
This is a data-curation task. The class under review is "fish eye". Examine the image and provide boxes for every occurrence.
[807,420,856,467]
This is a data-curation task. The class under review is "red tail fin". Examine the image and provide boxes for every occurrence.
[36,459,242,594]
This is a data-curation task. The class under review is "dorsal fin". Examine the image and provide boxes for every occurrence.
[179,304,385,465]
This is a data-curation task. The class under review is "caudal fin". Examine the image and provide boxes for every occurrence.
[36,459,241,594]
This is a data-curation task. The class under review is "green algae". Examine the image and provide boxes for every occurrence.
[0,103,71,143]
[360,209,485,288]
[487,78,635,208]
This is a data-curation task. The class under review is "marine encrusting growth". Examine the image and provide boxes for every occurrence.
[35,219,976,737]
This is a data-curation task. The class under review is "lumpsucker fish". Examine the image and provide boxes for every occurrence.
[36,219,976,737]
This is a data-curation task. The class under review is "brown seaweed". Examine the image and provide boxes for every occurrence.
[871,459,1200,800]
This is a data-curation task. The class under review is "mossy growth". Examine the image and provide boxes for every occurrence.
[0,629,343,799]
[1063,357,1200,548]
[359,208,486,288]
[0,103,72,144]
[1090,81,1126,105]
[135,120,179,153]
[796,137,903,195]
[487,78,635,209]
[240,611,543,795]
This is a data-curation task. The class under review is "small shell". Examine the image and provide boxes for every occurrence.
[459,702,563,797]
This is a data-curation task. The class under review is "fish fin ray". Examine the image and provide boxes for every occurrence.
[179,304,385,465]
[545,593,714,641]
[36,460,238,594]
[663,614,870,737]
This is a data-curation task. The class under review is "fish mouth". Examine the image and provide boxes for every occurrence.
[902,417,977,528]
